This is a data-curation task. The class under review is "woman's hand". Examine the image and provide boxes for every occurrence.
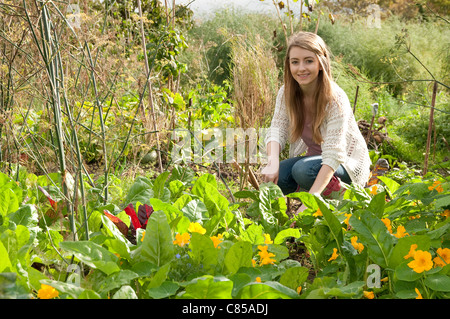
[261,159,279,184]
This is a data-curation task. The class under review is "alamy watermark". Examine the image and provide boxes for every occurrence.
[367,4,381,29]
[171,121,275,165]
[66,3,81,29]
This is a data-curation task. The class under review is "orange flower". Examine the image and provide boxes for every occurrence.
[313,208,322,217]
[404,244,418,259]
[433,247,450,267]
[351,236,364,253]
[394,225,409,238]
[210,234,224,249]
[296,286,302,294]
[258,245,276,265]
[381,218,392,234]
[428,180,443,193]
[328,248,339,261]
[441,209,450,218]
[415,288,423,299]
[363,291,375,299]
[37,284,59,299]
[255,277,262,283]
[407,250,433,273]
[370,185,378,195]
[263,233,273,244]
[344,213,352,225]
[188,222,206,234]
[173,232,190,247]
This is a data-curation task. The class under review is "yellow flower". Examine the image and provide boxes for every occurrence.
[394,225,409,238]
[363,291,375,299]
[210,234,224,248]
[328,248,339,261]
[433,247,450,267]
[370,185,378,195]
[381,218,392,234]
[252,259,257,267]
[255,276,262,282]
[344,213,352,225]
[263,233,273,244]
[415,288,423,299]
[297,286,302,294]
[37,284,59,299]
[188,222,206,234]
[173,232,190,247]
[404,244,418,259]
[141,230,146,242]
[258,245,276,265]
[407,250,433,273]
[313,208,322,217]
[351,236,364,253]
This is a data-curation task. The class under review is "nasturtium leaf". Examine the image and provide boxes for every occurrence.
[279,266,309,290]
[112,285,138,299]
[0,241,12,272]
[124,176,153,206]
[237,281,298,299]
[96,270,139,294]
[189,232,218,272]
[148,281,179,299]
[395,261,423,282]
[424,274,450,292]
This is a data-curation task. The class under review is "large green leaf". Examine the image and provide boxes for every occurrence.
[279,266,309,290]
[59,241,120,275]
[424,274,450,292]
[124,176,154,206]
[224,240,253,275]
[349,211,394,268]
[0,241,12,272]
[315,197,343,250]
[140,210,174,267]
[236,281,298,299]
[189,232,218,272]
[178,276,233,299]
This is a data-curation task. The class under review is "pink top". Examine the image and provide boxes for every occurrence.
[302,112,322,156]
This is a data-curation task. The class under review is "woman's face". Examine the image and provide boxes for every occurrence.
[288,46,322,90]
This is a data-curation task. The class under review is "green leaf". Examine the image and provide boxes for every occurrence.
[8,204,38,228]
[237,281,298,299]
[0,241,12,272]
[395,261,423,282]
[40,279,85,299]
[96,270,139,294]
[224,241,253,275]
[140,210,174,267]
[59,241,120,275]
[367,192,386,218]
[189,232,218,272]
[153,171,170,202]
[124,176,153,206]
[279,266,309,290]
[378,176,400,196]
[240,223,265,245]
[424,274,450,292]
[148,281,179,299]
[315,197,343,249]
[112,285,138,299]
[286,192,318,211]
[389,235,430,268]
[349,211,394,268]
[178,276,233,299]
[181,199,208,223]
[274,228,301,245]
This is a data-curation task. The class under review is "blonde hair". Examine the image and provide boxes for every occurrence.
[284,32,334,144]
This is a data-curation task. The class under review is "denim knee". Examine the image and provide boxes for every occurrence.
[291,156,322,191]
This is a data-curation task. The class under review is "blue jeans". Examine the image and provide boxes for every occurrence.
[277,155,351,195]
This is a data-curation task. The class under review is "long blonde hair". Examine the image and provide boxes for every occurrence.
[284,32,334,144]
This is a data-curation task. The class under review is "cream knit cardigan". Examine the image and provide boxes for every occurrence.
[265,83,371,187]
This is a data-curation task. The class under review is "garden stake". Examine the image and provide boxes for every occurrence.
[423,81,438,175]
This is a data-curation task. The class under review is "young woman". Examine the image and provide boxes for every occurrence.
[261,31,371,212]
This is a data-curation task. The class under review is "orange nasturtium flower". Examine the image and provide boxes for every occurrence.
[433,248,450,267]
[404,244,418,259]
[255,277,262,283]
[351,236,364,253]
[313,208,322,217]
[344,213,352,226]
[263,233,273,244]
[363,291,375,299]
[210,234,224,249]
[394,225,409,238]
[407,250,433,273]
[441,209,450,218]
[188,222,206,235]
[328,248,339,261]
[381,218,392,234]
[428,180,443,193]
[415,288,423,299]
[258,245,276,265]
[37,284,59,299]
[173,232,190,247]
[370,185,378,195]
